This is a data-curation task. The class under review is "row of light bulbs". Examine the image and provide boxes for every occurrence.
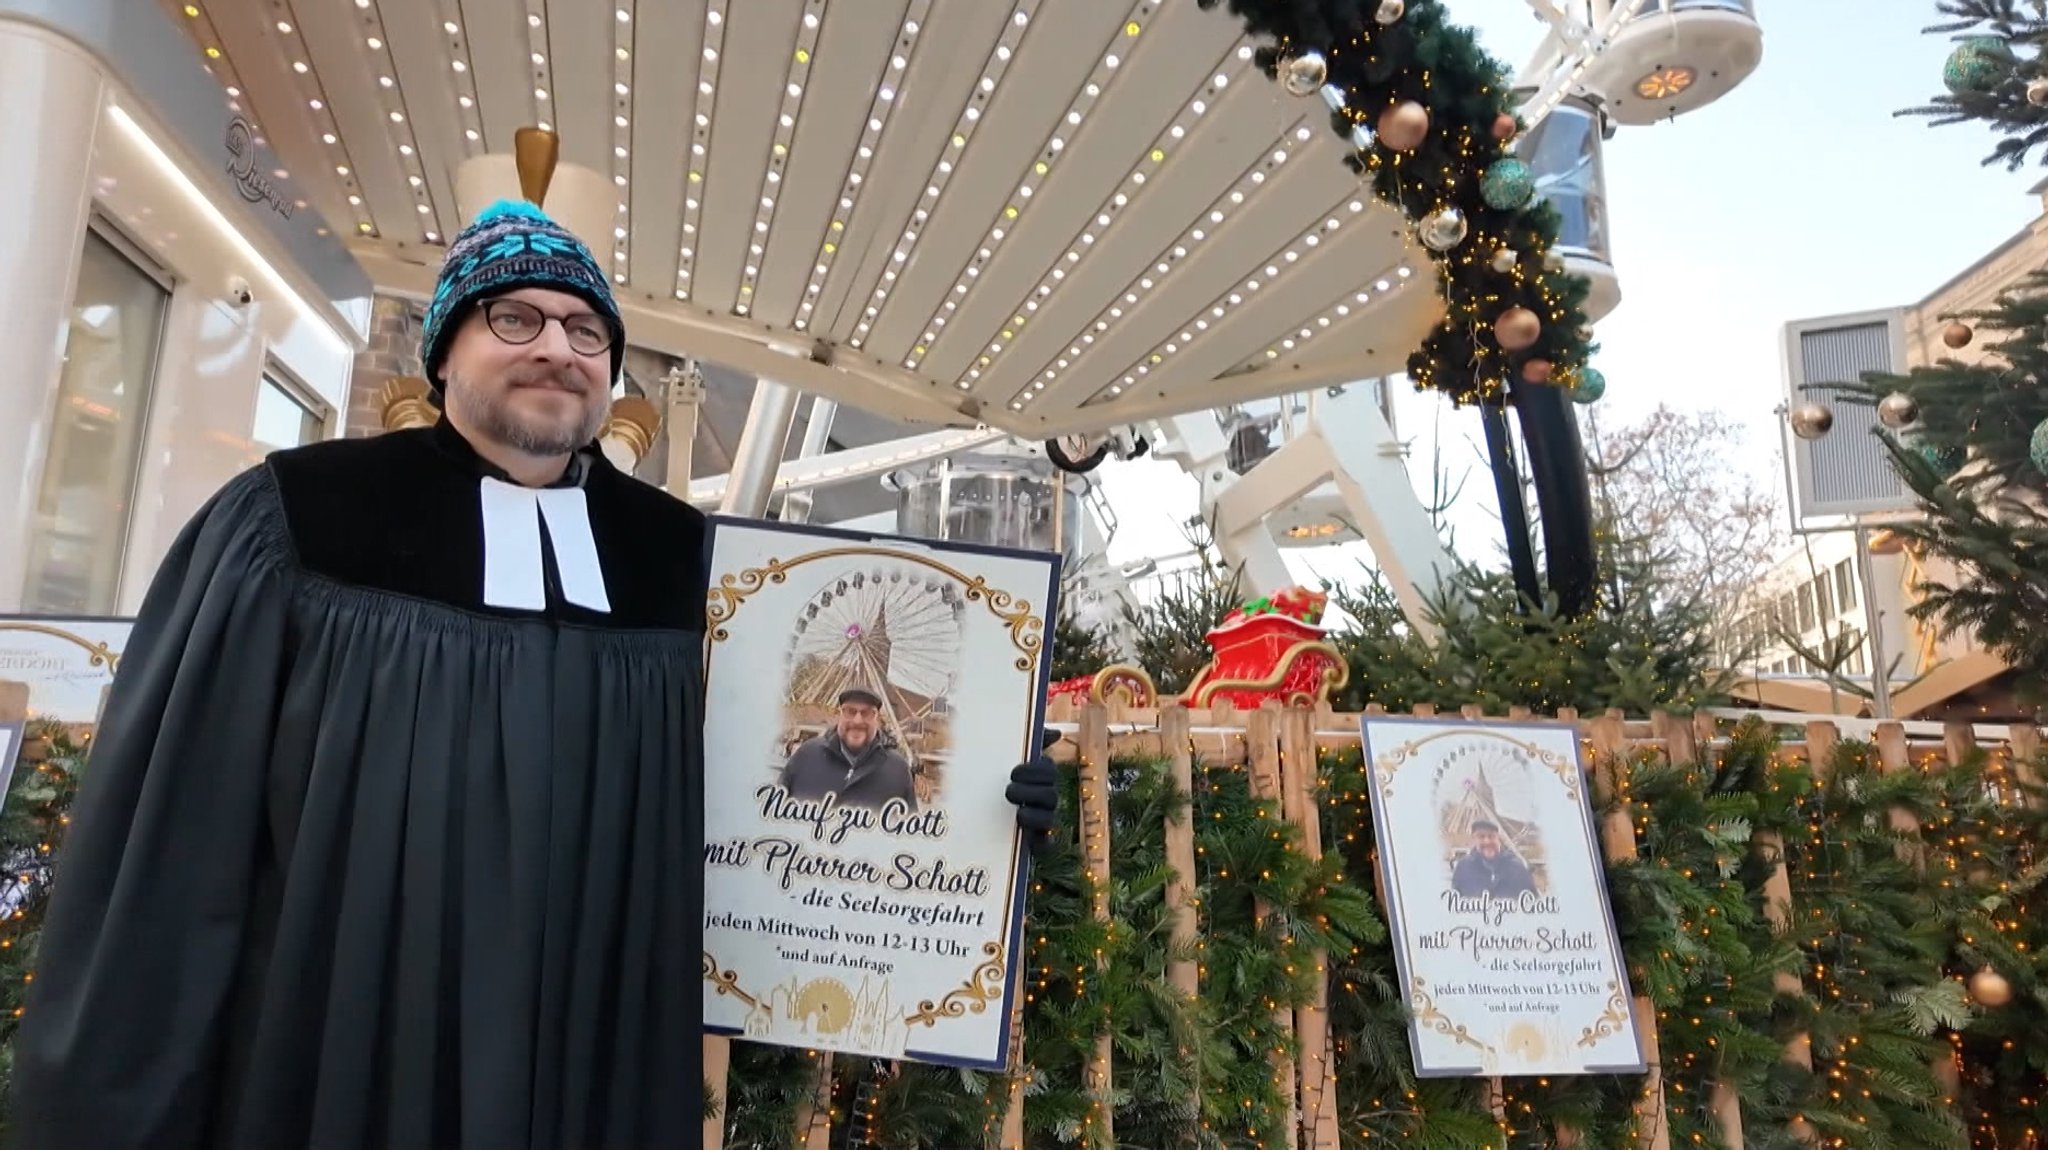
[844,0,1050,350]
[183,0,1401,416]
[907,2,1218,387]
[1007,113,1318,413]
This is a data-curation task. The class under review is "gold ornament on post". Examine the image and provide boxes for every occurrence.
[513,126,560,208]
[599,394,663,472]
[379,376,438,431]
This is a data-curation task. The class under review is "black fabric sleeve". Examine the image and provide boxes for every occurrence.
[9,466,294,1150]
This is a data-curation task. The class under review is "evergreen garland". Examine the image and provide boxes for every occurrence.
[1194,0,1594,404]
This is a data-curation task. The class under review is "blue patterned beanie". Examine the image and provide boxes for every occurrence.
[420,199,624,388]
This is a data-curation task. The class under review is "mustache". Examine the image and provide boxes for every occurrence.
[507,366,589,393]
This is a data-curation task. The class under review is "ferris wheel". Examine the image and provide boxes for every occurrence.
[786,567,968,742]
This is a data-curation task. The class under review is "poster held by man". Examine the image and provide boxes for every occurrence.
[700,516,1059,1070]
[1360,715,1647,1078]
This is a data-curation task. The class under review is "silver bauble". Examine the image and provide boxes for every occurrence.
[1375,0,1406,23]
[2030,76,2048,106]
[1790,401,1835,441]
[1490,248,1519,274]
[1283,51,1328,97]
[1878,391,1920,429]
[1542,249,1566,273]
[1420,207,1469,252]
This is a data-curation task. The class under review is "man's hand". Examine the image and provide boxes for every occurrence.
[1007,734,1061,858]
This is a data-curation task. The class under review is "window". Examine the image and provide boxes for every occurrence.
[21,226,169,614]
[1835,561,1856,613]
[1814,575,1835,625]
[1796,585,1816,633]
[251,370,327,453]
[1843,629,1867,676]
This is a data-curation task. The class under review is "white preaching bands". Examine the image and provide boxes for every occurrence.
[478,477,613,614]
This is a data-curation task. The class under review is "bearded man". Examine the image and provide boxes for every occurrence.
[9,200,1059,1149]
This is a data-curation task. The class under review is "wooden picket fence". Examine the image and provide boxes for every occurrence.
[700,695,2048,1150]
[7,676,2035,1148]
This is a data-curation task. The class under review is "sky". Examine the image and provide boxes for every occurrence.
[1090,0,2048,593]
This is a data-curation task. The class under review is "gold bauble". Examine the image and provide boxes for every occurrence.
[1491,112,1519,141]
[1377,101,1430,152]
[1789,401,1834,441]
[1493,306,1541,352]
[1943,320,1975,349]
[1969,966,2014,1007]
[1787,1116,1817,1144]
[1521,358,1554,385]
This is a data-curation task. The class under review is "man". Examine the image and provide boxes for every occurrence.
[10,199,1060,1149]
[1450,818,1537,900]
[780,687,917,810]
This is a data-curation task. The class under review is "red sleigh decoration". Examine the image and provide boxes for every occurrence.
[1047,586,1346,711]
[1180,586,1348,709]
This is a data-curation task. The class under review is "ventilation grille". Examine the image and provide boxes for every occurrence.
[1784,312,1912,521]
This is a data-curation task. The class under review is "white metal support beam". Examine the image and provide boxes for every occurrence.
[1210,421,1453,636]
[686,427,1009,508]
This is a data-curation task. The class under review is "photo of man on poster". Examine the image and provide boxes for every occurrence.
[1450,818,1537,900]
[778,686,917,810]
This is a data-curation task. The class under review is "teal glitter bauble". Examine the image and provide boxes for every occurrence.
[1571,367,1605,405]
[2030,418,2048,475]
[1917,441,1965,478]
[1944,36,2014,94]
[1480,157,1536,211]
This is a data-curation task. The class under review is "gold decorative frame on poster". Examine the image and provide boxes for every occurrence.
[1359,716,1647,1078]
[697,518,1058,1071]
[0,616,134,727]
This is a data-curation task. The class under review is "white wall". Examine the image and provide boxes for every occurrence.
[76,96,359,614]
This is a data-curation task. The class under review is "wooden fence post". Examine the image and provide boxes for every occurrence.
[702,1035,731,1150]
[1874,723,1924,871]
[1283,706,1339,1150]
[2010,724,2044,808]
[1656,712,1745,1150]
[1078,702,1115,1144]
[1245,703,1299,1150]
[1160,704,1202,1137]
[1163,705,1199,1002]
[1001,957,1029,1150]
[1588,715,1671,1150]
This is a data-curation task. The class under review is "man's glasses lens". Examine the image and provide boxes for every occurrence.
[482,299,614,357]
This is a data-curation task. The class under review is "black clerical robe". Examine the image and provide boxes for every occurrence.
[10,421,706,1150]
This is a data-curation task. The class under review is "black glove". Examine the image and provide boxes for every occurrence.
[1007,742,1061,858]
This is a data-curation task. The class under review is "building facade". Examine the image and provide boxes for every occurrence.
[1740,181,2048,719]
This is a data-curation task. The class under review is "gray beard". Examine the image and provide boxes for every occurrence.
[444,370,607,458]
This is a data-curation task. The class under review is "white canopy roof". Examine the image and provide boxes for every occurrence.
[175,0,1441,436]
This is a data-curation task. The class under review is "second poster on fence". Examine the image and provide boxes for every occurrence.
[699,516,1059,1070]
[1360,715,1647,1078]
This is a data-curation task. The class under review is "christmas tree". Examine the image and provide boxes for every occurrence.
[0,721,87,1138]
[1900,1,2048,171]
[1838,3,2048,699]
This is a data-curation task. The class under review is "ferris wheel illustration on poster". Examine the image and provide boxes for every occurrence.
[785,565,967,766]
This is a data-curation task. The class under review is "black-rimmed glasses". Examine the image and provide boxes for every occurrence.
[479,298,616,357]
